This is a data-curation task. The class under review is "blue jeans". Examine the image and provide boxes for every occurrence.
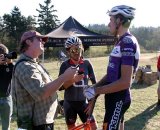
[0,95,13,130]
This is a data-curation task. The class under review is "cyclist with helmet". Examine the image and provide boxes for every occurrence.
[59,36,98,130]
[83,5,140,130]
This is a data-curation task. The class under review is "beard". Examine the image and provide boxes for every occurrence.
[70,54,81,61]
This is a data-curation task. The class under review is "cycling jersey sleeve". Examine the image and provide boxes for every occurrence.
[58,61,68,90]
[120,36,137,66]
[85,60,96,84]
[59,61,68,76]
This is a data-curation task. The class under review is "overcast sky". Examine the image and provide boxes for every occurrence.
[0,0,159,27]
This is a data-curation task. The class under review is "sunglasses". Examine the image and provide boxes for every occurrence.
[69,48,82,54]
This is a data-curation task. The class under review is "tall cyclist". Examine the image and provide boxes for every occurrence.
[84,5,140,130]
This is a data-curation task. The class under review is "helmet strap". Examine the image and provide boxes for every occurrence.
[114,17,121,36]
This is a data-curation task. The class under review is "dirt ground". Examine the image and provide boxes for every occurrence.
[140,53,159,61]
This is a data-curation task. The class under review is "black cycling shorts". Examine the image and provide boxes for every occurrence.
[63,100,95,125]
[33,123,54,130]
[103,91,131,130]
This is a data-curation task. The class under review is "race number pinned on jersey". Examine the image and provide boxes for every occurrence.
[73,79,85,87]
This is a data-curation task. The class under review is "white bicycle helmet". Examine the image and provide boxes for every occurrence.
[108,5,135,19]
[65,36,82,49]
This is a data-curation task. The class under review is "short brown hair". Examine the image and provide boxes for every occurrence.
[19,37,35,53]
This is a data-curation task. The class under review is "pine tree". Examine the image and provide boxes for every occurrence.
[36,0,60,34]
[3,6,36,50]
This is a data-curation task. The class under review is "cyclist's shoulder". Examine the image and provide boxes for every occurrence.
[83,58,90,63]
[60,59,70,67]
[83,58,93,67]
[121,34,138,45]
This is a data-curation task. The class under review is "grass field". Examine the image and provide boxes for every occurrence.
[2,53,160,130]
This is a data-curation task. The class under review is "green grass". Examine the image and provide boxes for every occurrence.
[3,53,160,130]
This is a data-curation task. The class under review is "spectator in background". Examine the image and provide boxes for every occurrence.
[0,43,14,130]
[11,30,78,130]
[59,36,98,130]
[157,55,160,106]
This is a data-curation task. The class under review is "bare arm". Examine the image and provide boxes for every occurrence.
[43,67,77,99]
[95,65,133,94]
[94,74,107,88]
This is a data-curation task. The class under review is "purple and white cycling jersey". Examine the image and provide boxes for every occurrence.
[106,32,140,83]
[103,33,140,128]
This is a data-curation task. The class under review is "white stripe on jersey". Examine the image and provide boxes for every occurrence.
[110,46,122,57]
